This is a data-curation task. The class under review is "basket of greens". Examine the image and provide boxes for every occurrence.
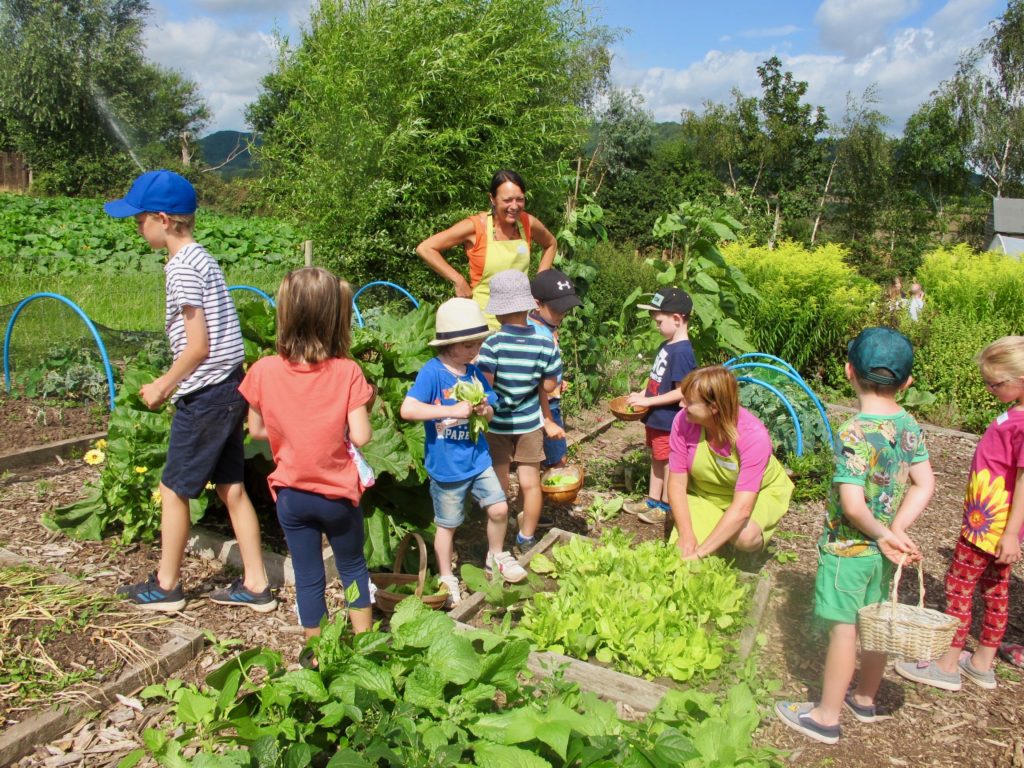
[609,395,647,422]
[541,464,585,504]
[371,532,450,613]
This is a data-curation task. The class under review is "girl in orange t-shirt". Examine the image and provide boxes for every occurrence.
[239,267,374,661]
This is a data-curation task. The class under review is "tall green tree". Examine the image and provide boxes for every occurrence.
[941,0,1024,197]
[248,0,612,296]
[0,0,209,195]
[897,92,972,214]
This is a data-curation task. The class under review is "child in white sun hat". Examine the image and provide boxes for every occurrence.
[401,298,525,604]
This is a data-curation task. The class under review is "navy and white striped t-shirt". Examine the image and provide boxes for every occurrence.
[477,324,561,435]
[164,243,244,401]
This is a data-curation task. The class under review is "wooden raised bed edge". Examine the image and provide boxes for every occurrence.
[0,432,105,473]
[0,548,205,767]
[448,528,772,714]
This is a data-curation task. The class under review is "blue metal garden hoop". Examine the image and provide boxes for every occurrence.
[351,281,420,328]
[3,293,117,411]
[227,285,276,307]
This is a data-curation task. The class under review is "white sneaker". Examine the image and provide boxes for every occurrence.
[486,551,528,583]
[439,574,461,606]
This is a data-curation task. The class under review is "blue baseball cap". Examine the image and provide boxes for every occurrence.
[103,170,197,218]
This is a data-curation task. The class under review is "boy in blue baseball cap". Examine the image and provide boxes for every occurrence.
[105,170,276,614]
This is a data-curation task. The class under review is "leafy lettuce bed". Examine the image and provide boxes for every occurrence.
[128,598,783,768]
[519,530,750,683]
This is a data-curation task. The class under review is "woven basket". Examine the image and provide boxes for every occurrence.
[541,464,585,505]
[609,395,647,422]
[857,556,959,659]
[370,532,449,614]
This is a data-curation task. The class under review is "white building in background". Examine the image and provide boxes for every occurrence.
[985,198,1024,259]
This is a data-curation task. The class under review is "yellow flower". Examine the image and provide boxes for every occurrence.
[84,449,105,465]
[205,481,216,491]
[135,466,149,474]
[151,490,162,505]
[94,439,108,451]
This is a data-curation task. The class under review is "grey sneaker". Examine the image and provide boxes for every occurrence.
[774,701,840,745]
[116,573,186,612]
[208,578,278,613]
[894,659,962,691]
[958,651,997,690]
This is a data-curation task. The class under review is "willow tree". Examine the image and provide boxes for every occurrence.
[247,0,612,298]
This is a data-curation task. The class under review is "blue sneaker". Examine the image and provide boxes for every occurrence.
[116,572,186,612]
[513,533,537,557]
[208,578,278,613]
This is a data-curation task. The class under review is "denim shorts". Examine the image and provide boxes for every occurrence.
[543,400,568,468]
[429,466,506,528]
[162,368,246,498]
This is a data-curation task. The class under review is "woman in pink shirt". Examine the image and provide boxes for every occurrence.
[666,366,793,560]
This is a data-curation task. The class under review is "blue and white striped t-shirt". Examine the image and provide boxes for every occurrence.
[477,324,562,435]
[164,243,244,401]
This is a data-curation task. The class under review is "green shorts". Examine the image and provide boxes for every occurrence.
[814,547,894,625]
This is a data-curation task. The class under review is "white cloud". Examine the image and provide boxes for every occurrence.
[613,1,994,134]
[815,0,919,57]
[144,16,280,131]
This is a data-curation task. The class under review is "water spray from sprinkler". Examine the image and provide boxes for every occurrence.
[91,87,145,172]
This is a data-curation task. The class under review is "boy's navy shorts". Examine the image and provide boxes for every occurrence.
[162,367,246,499]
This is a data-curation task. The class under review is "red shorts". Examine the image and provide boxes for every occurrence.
[645,426,671,461]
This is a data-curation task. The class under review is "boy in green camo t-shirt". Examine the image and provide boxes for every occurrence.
[776,327,934,745]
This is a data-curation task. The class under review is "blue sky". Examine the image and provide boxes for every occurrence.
[144,0,1007,134]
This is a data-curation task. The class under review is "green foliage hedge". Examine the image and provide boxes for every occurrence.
[723,241,876,386]
[917,244,1024,330]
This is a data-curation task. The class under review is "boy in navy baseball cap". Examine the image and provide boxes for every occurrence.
[106,170,276,614]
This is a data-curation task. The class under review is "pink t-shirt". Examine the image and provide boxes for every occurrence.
[239,356,373,503]
[668,406,773,493]
[960,408,1024,553]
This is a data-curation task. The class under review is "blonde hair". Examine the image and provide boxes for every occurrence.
[978,336,1024,382]
[679,365,740,446]
[275,267,353,363]
[165,213,195,234]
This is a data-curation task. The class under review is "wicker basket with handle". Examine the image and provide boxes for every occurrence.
[857,555,958,659]
[370,532,449,614]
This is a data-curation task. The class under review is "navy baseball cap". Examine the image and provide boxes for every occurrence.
[637,287,693,315]
[531,269,582,314]
[848,327,914,386]
[103,170,197,218]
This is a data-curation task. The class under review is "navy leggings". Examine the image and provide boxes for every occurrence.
[276,487,371,628]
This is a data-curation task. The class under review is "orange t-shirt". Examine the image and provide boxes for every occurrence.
[466,211,532,287]
[239,356,373,503]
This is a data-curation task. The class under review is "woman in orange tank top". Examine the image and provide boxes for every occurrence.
[416,170,558,329]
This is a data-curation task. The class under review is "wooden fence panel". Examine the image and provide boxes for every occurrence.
[0,152,30,190]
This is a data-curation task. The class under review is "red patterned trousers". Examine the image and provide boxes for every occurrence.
[945,536,1012,649]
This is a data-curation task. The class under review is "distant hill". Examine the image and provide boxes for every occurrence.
[199,130,258,178]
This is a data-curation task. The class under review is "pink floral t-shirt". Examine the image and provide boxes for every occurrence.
[961,408,1024,554]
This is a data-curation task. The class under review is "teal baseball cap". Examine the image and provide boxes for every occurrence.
[104,170,196,218]
[848,327,914,386]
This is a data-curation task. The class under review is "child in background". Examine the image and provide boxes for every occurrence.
[777,327,934,745]
[239,267,374,655]
[477,270,561,555]
[626,288,697,525]
[401,298,525,602]
[896,336,1024,691]
[105,170,275,613]
[907,282,925,322]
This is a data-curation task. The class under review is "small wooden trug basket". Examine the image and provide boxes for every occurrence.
[857,556,958,659]
[370,531,449,614]
[541,464,585,505]
[609,395,647,422]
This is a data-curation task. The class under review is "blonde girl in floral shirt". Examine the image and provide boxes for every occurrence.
[897,336,1024,691]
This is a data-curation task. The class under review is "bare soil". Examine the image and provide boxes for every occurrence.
[0,395,106,451]
[0,402,1022,767]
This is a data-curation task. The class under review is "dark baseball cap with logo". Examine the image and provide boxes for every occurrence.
[531,269,582,314]
[637,287,693,316]
[848,327,914,386]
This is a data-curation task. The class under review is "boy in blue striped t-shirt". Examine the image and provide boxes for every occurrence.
[477,270,561,552]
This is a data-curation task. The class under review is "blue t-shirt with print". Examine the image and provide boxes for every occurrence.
[406,357,499,483]
[642,339,697,432]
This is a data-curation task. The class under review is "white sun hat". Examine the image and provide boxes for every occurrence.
[485,269,537,316]
[428,298,492,346]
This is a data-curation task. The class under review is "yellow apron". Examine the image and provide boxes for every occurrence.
[675,432,793,545]
[472,213,531,330]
